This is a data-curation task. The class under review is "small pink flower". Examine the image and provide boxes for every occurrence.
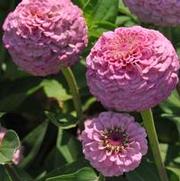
[86,26,179,111]
[123,0,180,26]
[12,147,23,165]
[3,0,88,76]
[0,127,7,144]
[81,112,148,177]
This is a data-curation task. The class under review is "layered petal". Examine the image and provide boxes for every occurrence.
[3,0,88,76]
[81,112,148,177]
[86,26,179,111]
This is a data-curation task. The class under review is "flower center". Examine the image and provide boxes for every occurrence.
[101,128,129,153]
[109,35,138,55]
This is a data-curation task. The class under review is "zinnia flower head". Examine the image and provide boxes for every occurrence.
[123,0,180,26]
[86,26,179,112]
[3,0,88,76]
[81,112,148,177]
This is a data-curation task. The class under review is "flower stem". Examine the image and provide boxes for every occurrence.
[61,67,83,123]
[140,109,169,181]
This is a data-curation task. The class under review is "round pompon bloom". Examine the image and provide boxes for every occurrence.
[86,26,180,112]
[81,112,148,177]
[123,0,180,26]
[3,0,88,76]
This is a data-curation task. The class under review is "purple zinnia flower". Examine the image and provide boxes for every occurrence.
[81,112,148,177]
[3,0,88,76]
[123,0,180,26]
[86,26,179,111]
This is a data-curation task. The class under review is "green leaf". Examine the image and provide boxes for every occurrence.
[0,130,20,165]
[159,90,180,141]
[119,0,137,20]
[160,92,180,127]
[43,158,89,179]
[0,112,5,119]
[72,0,90,8]
[0,93,29,112]
[80,0,118,41]
[116,15,131,24]
[45,111,77,129]
[43,147,67,173]
[20,121,48,168]
[0,165,33,181]
[160,143,180,169]
[98,174,105,181]
[160,144,169,163]
[2,60,28,80]
[56,128,81,163]
[92,0,119,22]
[42,79,71,103]
[45,167,98,181]
[126,160,160,181]
[0,165,13,181]
[0,78,42,112]
[160,90,180,115]
[155,117,179,143]
[106,177,128,181]
[167,167,180,181]
[12,166,33,181]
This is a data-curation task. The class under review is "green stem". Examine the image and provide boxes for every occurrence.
[140,109,169,181]
[61,67,82,123]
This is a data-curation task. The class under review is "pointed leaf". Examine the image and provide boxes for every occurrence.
[46,167,97,181]
[42,79,71,102]
[20,121,48,168]
[126,160,160,181]
[0,165,13,181]
[45,111,77,129]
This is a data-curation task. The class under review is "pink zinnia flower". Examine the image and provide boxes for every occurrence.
[123,0,180,26]
[3,0,88,76]
[86,26,179,111]
[81,112,148,177]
